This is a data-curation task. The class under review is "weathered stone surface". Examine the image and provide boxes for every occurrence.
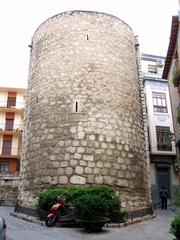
[19,11,150,211]
[75,166,84,175]
[70,175,86,184]
[83,155,94,161]
[0,176,20,206]
[59,176,68,184]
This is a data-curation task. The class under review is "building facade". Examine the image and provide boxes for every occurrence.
[0,87,26,205]
[162,15,180,160]
[19,11,151,211]
[141,53,179,205]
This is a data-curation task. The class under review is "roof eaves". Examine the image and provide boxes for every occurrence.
[162,16,179,79]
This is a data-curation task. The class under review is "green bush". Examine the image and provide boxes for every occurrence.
[172,187,180,207]
[36,186,86,211]
[170,215,180,237]
[177,111,180,124]
[36,185,124,222]
[74,193,109,221]
[172,70,180,87]
[73,185,122,221]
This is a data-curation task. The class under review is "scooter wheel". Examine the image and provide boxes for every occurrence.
[45,217,56,227]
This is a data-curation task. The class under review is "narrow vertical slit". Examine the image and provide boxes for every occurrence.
[75,101,78,112]
[87,34,89,40]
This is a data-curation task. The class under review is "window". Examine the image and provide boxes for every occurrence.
[156,126,172,151]
[75,101,78,112]
[0,162,9,173]
[152,92,167,113]
[148,64,157,74]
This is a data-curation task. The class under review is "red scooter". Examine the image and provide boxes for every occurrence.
[45,196,76,227]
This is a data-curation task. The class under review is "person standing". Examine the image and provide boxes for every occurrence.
[159,186,169,210]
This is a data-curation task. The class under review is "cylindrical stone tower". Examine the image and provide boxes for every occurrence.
[20,11,150,210]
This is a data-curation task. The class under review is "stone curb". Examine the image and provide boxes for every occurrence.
[10,212,156,228]
[10,212,45,226]
[105,214,156,227]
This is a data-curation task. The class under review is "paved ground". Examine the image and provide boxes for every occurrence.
[0,206,176,240]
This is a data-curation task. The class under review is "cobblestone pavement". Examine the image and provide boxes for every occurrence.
[0,206,176,240]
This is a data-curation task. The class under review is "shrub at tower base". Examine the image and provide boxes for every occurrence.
[36,185,127,224]
[170,215,180,240]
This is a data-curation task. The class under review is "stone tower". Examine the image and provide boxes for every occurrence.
[19,11,150,210]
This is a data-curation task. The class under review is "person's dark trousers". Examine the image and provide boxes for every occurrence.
[161,197,167,210]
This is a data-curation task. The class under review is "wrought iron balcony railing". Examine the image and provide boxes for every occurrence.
[157,143,172,151]
[0,147,22,156]
[0,123,23,132]
[0,101,25,109]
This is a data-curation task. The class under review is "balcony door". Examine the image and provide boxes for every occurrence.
[2,135,12,155]
[7,92,16,108]
[5,112,15,131]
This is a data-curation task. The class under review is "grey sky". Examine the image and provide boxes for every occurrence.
[0,0,178,88]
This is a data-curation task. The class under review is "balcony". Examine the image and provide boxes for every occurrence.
[0,147,21,159]
[0,123,23,136]
[0,101,25,114]
[0,173,20,180]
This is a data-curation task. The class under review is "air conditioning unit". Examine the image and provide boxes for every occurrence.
[157,59,163,66]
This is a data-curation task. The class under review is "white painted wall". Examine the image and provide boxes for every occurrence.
[150,164,156,185]
[170,165,179,186]
[141,59,164,79]
[142,54,176,155]
[142,54,178,199]
[150,163,179,187]
[145,80,176,154]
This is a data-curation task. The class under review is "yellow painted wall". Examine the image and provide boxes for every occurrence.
[16,93,25,109]
[0,92,7,107]
[12,136,20,155]
[0,112,5,130]
[14,114,23,131]
[0,135,2,154]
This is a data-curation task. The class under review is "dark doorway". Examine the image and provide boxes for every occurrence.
[157,167,171,198]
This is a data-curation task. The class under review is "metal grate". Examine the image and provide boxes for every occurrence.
[14,205,153,222]
[127,207,153,220]
[14,205,50,220]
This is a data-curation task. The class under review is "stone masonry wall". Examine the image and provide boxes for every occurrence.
[19,11,151,211]
[0,176,19,206]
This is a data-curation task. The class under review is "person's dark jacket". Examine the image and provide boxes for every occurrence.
[159,188,169,199]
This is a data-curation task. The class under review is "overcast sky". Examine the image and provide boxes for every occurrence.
[0,0,178,88]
